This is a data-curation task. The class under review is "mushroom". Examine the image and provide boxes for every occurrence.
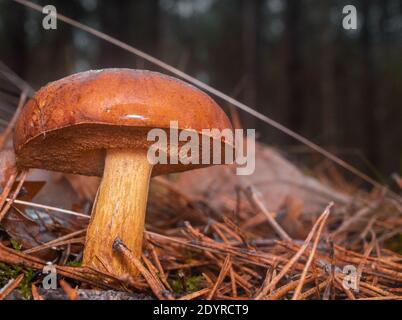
[13,69,233,278]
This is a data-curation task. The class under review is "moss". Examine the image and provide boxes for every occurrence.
[10,239,22,251]
[169,273,203,294]
[19,269,34,300]
[170,279,183,293]
[65,261,82,267]
[0,262,19,285]
[185,275,203,292]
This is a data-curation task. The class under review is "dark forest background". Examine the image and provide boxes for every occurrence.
[0,0,401,183]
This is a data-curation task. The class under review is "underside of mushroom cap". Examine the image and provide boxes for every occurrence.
[13,69,233,176]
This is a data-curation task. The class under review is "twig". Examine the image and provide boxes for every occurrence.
[255,202,333,298]
[178,288,210,300]
[23,229,86,254]
[31,284,44,300]
[0,89,28,150]
[267,275,315,300]
[229,266,238,297]
[0,273,24,300]
[292,206,331,299]
[253,267,273,299]
[207,255,232,300]
[59,279,78,300]
[333,275,355,300]
[0,171,17,210]
[358,296,402,300]
[0,170,27,223]
[0,61,34,95]
[142,254,172,291]
[243,185,292,242]
[299,277,332,300]
[332,202,379,238]
[113,237,174,300]
[0,242,122,290]
[146,243,172,291]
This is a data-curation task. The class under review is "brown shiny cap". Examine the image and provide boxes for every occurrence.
[13,69,233,176]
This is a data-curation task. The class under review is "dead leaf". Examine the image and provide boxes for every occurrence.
[173,142,350,214]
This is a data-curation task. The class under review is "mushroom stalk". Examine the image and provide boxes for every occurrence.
[83,148,153,278]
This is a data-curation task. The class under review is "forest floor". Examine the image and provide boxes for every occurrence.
[1,64,402,300]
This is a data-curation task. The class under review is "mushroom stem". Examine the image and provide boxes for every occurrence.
[83,148,153,278]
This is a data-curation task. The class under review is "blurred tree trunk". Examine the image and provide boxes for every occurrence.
[139,0,161,67]
[241,0,263,128]
[148,0,161,55]
[96,0,160,69]
[379,0,390,35]
[360,0,378,170]
[97,0,124,67]
[377,0,401,175]
[318,1,337,145]
[3,3,27,77]
[283,0,304,135]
